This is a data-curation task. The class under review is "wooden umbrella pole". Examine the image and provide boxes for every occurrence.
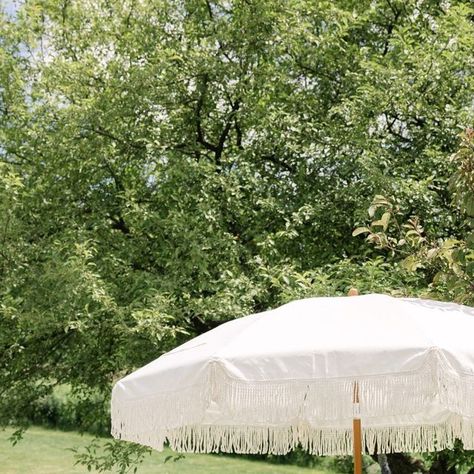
[348,288,362,474]
[353,382,362,474]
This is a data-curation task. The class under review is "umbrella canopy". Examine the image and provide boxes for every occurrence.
[111,294,474,457]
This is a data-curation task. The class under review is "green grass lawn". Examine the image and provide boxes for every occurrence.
[0,426,340,474]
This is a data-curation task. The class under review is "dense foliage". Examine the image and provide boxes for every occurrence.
[1,0,474,472]
[355,129,474,306]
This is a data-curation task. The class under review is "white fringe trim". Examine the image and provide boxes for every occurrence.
[111,419,474,455]
[111,356,474,455]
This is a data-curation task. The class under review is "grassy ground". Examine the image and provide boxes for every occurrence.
[0,426,339,474]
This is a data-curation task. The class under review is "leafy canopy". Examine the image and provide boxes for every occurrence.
[1,0,474,471]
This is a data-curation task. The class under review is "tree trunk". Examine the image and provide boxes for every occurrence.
[378,453,391,474]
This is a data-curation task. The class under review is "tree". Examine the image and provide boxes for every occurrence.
[353,129,474,305]
[1,1,474,471]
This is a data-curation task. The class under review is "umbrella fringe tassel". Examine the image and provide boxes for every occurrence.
[112,415,474,455]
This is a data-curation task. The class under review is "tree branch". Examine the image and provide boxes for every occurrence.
[195,74,219,154]
[214,99,241,166]
[89,126,146,151]
[261,153,296,173]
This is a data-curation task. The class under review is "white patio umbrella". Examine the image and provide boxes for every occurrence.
[111,293,474,474]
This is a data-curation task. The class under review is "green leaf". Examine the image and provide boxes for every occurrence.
[380,212,391,231]
[352,227,371,237]
[401,255,423,272]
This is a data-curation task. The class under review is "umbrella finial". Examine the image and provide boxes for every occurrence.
[348,288,359,297]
